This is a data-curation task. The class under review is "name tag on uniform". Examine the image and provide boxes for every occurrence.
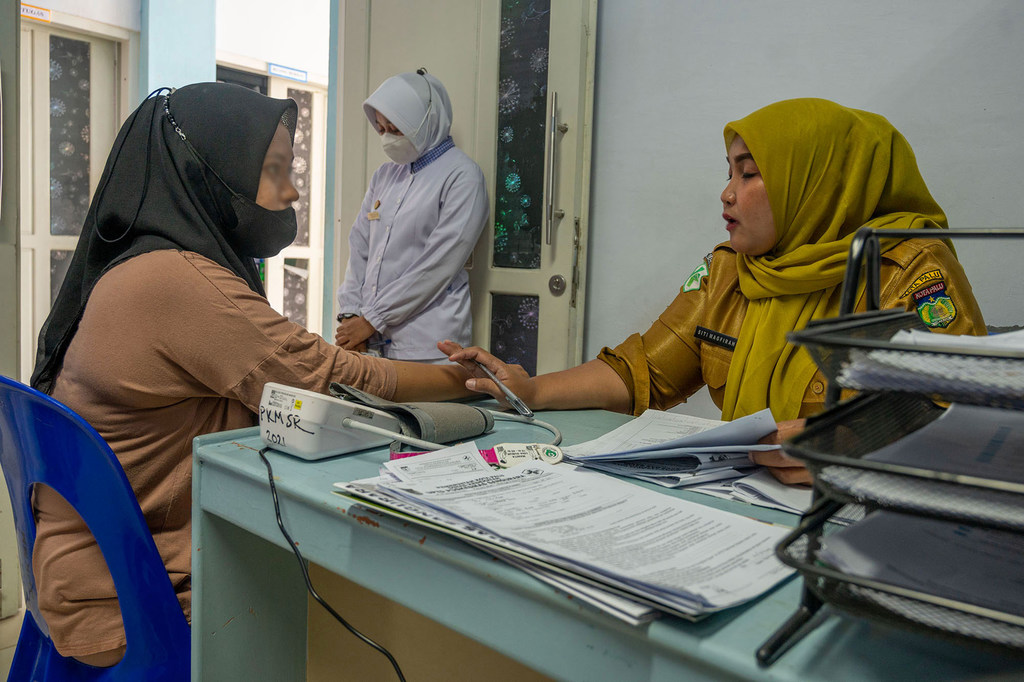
[695,326,737,351]
[367,211,380,221]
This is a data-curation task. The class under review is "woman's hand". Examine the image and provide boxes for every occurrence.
[748,418,811,485]
[438,341,535,409]
[335,316,376,350]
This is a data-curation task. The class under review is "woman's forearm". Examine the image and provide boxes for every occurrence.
[391,361,474,402]
[528,359,632,413]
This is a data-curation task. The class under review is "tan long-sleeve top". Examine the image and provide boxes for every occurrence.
[35,250,397,657]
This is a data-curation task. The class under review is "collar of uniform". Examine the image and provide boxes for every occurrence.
[411,136,454,173]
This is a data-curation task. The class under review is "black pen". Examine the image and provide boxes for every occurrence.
[475,361,534,418]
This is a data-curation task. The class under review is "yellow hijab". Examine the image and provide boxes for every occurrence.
[719,98,948,421]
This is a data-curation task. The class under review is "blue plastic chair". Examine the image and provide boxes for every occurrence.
[0,375,189,680]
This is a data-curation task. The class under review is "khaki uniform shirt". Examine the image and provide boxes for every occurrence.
[599,239,986,417]
[35,250,397,657]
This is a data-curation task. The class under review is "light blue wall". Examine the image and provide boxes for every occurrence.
[141,0,216,94]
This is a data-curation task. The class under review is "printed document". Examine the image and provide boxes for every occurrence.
[839,330,1024,405]
[890,328,1024,352]
[562,408,780,461]
[581,460,755,488]
[820,510,1024,617]
[335,443,794,619]
[692,469,812,514]
[863,402,1024,483]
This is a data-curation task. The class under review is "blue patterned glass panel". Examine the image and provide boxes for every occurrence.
[50,250,74,304]
[49,35,91,237]
[493,0,550,269]
[287,88,312,247]
[490,293,538,376]
[283,258,309,327]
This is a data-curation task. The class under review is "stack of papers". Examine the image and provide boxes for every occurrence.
[334,443,795,624]
[862,402,1024,482]
[560,408,780,487]
[838,329,1024,408]
[692,469,812,515]
[816,402,1024,529]
[820,511,1024,620]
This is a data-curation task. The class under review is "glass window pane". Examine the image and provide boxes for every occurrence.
[49,35,91,237]
[489,293,539,376]
[216,65,268,94]
[288,88,313,248]
[50,249,74,304]
[493,0,551,269]
[283,258,309,327]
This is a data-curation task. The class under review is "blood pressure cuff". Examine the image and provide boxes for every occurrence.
[329,383,494,449]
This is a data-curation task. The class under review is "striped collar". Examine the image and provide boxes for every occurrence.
[411,136,454,173]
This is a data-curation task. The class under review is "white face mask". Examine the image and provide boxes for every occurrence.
[381,132,420,164]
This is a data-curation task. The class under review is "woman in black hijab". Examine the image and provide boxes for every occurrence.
[30,83,471,665]
[33,83,295,390]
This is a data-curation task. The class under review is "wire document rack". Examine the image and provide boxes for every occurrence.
[757,227,1024,666]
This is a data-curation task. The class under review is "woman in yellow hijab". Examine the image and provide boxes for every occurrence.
[442,98,986,483]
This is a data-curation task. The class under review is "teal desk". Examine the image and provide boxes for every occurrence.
[191,407,1023,680]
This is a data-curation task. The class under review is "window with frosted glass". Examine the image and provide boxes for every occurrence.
[492,0,550,269]
[283,258,309,327]
[287,88,312,247]
[49,35,91,237]
[50,250,74,304]
[490,293,539,376]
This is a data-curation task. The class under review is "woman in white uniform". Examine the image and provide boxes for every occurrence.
[335,69,489,363]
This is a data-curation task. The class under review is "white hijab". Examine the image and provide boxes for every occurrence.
[363,71,453,156]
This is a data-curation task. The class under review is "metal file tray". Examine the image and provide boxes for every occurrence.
[788,309,928,384]
[776,501,1024,652]
[783,392,1024,532]
[759,228,1024,667]
[788,309,1024,411]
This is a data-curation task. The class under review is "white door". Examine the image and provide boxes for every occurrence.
[265,78,328,335]
[334,0,596,374]
[18,23,122,381]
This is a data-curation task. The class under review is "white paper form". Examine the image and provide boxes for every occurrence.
[367,462,793,611]
[340,457,661,623]
[820,511,1024,616]
[383,441,494,486]
[732,469,813,513]
[562,408,780,461]
[864,402,1024,483]
[690,470,812,515]
[481,550,658,626]
[891,328,1024,352]
[839,330,1024,404]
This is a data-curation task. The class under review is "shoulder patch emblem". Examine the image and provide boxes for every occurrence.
[683,259,710,293]
[912,280,957,328]
[902,269,943,298]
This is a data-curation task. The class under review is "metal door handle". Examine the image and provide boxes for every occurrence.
[544,91,568,245]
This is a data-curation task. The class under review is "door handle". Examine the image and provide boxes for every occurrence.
[544,91,568,245]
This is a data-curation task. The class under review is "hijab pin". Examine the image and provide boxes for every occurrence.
[162,95,187,142]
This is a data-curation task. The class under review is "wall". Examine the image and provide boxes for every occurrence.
[141,0,215,92]
[44,0,140,31]
[585,0,1024,417]
[216,0,331,83]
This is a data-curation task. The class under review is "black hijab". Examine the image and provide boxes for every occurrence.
[31,82,298,393]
